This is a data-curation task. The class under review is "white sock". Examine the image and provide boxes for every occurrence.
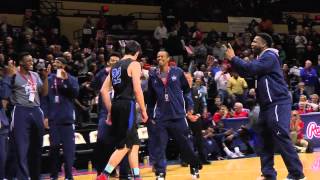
[234,147,244,157]
[224,147,237,158]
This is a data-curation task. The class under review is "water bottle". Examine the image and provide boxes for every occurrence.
[88,160,93,172]
[144,156,150,167]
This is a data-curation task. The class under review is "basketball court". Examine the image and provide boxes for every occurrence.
[54,152,320,180]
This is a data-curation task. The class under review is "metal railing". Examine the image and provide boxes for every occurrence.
[128,12,161,20]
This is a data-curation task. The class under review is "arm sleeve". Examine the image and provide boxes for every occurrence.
[200,93,207,108]
[299,69,306,80]
[57,76,80,98]
[231,55,276,77]
[40,96,49,118]
[242,78,248,89]
[146,76,157,119]
[181,71,194,111]
[1,76,12,99]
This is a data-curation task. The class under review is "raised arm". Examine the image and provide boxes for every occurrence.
[100,75,112,114]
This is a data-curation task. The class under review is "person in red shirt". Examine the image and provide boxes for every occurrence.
[290,110,309,153]
[297,102,313,114]
[212,105,231,123]
[232,102,249,118]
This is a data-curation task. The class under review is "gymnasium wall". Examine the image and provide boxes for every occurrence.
[60,1,161,15]
[1,13,319,42]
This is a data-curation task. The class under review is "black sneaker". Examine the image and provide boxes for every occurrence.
[201,160,211,165]
[156,172,166,180]
[190,167,200,179]
[181,161,188,167]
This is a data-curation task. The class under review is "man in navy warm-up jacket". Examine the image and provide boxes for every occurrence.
[0,68,11,180]
[147,50,201,180]
[225,33,305,180]
[42,57,79,180]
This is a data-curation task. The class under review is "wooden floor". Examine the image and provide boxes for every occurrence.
[69,152,320,180]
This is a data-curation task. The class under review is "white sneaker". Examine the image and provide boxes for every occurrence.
[156,173,165,180]
[228,152,238,158]
[224,147,238,158]
[235,151,245,157]
[234,147,245,157]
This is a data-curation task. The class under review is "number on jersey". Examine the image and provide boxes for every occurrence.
[112,67,121,85]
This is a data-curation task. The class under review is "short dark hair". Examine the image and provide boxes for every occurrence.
[55,57,68,65]
[159,50,170,57]
[18,52,31,62]
[124,40,141,56]
[256,33,273,47]
[108,51,121,60]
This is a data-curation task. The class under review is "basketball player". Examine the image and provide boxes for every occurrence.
[97,40,148,180]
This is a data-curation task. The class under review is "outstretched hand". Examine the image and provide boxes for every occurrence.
[224,43,236,61]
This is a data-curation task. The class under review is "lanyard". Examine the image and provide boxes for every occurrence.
[19,71,35,91]
[157,67,171,89]
[54,78,59,94]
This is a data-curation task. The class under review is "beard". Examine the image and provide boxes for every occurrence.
[252,47,262,57]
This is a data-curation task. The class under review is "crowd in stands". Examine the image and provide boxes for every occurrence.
[0,7,318,166]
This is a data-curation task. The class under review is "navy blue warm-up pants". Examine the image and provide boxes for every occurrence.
[257,104,304,180]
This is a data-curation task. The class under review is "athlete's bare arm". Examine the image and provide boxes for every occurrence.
[128,61,148,122]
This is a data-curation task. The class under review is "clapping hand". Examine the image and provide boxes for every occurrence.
[7,60,16,77]
[41,64,51,79]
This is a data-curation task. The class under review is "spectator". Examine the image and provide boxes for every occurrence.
[227,71,247,104]
[193,40,207,66]
[214,63,230,103]
[244,88,256,108]
[0,16,12,39]
[300,60,318,95]
[295,31,307,65]
[303,45,317,64]
[212,42,227,61]
[275,44,286,64]
[164,30,185,67]
[206,55,220,77]
[231,102,249,118]
[282,64,291,87]
[213,105,230,124]
[292,82,309,104]
[153,21,168,44]
[307,94,319,111]
[0,63,11,180]
[190,77,209,164]
[193,64,205,79]
[315,57,320,79]
[297,96,313,114]
[290,111,309,153]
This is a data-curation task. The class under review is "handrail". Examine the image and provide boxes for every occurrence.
[128,12,161,20]
[62,0,161,6]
